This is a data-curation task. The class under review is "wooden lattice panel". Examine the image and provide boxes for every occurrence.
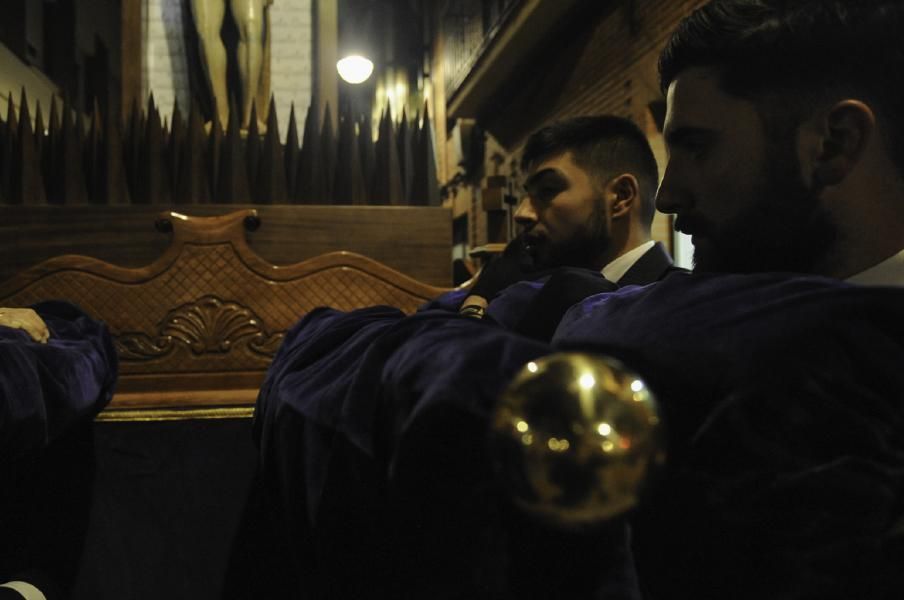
[0,210,450,411]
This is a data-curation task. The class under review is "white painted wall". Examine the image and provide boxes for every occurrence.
[0,42,59,125]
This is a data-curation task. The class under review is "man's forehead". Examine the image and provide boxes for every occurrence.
[663,66,750,137]
[526,151,583,180]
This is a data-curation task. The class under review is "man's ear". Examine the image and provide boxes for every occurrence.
[813,100,876,188]
[607,174,639,219]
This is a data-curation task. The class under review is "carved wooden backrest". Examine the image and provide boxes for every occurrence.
[0,210,450,416]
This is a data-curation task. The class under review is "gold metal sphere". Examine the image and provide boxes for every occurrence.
[490,352,666,526]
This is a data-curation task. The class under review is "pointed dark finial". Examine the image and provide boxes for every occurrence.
[12,86,46,205]
[205,97,224,201]
[257,94,287,204]
[18,88,30,130]
[216,92,251,204]
[332,107,366,205]
[33,99,44,155]
[285,101,300,199]
[48,95,60,135]
[123,95,144,201]
[169,97,187,201]
[6,92,19,140]
[210,95,222,133]
[295,101,320,204]
[175,95,210,204]
[248,99,260,136]
[371,101,403,205]
[246,99,262,197]
[319,102,336,202]
[84,97,104,203]
[102,96,131,205]
[138,96,172,204]
[267,94,280,139]
[58,91,89,205]
[358,112,376,201]
[172,96,183,131]
[413,101,441,207]
[321,103,334,136]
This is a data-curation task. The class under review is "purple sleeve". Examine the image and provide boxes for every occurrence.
[0,301,117,461]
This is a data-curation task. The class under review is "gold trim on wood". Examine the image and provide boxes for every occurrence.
[96,406,255,422]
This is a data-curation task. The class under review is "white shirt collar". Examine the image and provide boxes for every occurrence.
[846,247,904,286]
[602,241,656,283]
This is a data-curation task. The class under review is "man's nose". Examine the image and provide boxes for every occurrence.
[513,197,538,229]
[655,162,683,215]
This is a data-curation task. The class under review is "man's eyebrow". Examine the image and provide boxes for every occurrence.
[664,126,715,148]
[523,168,566,191]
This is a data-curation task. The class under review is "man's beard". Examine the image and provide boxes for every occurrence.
[530,205,611,270]
[692,143,838,275]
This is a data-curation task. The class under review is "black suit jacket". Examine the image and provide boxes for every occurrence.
[511,242,682,341]
[616,241,685,286]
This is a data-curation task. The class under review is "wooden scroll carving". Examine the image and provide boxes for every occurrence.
[0,209,450,414]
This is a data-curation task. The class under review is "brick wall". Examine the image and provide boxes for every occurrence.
[545,0,708,127]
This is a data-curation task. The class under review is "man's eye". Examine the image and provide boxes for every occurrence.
[533,186,562,202]
[683,139,709,159]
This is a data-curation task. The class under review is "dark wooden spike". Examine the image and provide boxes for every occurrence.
[358,113,375,201]
[0,105,6,204]
[371,101,403,205]
[48,95,60,136]
[216,94,250,203]
[169,97,186,200]
[58,94,89,205]
[295,101,320,204]
[267,94,279,139]
[245,99,261,198]
[318,103,335,202]
[0,93,13,203]
[206,99,223,201]
[6,93,19,142]
[412,101,441,206]
[210,95,222,134]
[147,92,157,120]
[102,97,131,204]
[17,88,30,135]
[332,106,366,205]
[284,102,300,200]
[11,87,46,205]
[84,98,103,203]
[42,96,59,204]
[33,98,44,159]
[398,105,413,205]
[255,94,287,204]
[124,95,144,202]
[175,98,210,204]
[137,98,171,204]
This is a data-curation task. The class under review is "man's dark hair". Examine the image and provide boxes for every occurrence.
[659,0,904,173]
[520,115,660,229]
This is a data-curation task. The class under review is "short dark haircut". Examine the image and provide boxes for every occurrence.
[659,0,904,174]
[520,115,660,229]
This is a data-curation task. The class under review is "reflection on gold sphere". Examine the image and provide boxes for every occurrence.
[490,353,665,526]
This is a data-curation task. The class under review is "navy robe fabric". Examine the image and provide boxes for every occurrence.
[1,301,117,595]
[0,301,117,461]
[256,273,904,598]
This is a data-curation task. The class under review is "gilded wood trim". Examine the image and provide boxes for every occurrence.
[96,406,254,422]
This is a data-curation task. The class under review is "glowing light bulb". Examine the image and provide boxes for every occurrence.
[337,55,374,84]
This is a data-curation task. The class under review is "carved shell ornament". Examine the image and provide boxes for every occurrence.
[115,295,283,360]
